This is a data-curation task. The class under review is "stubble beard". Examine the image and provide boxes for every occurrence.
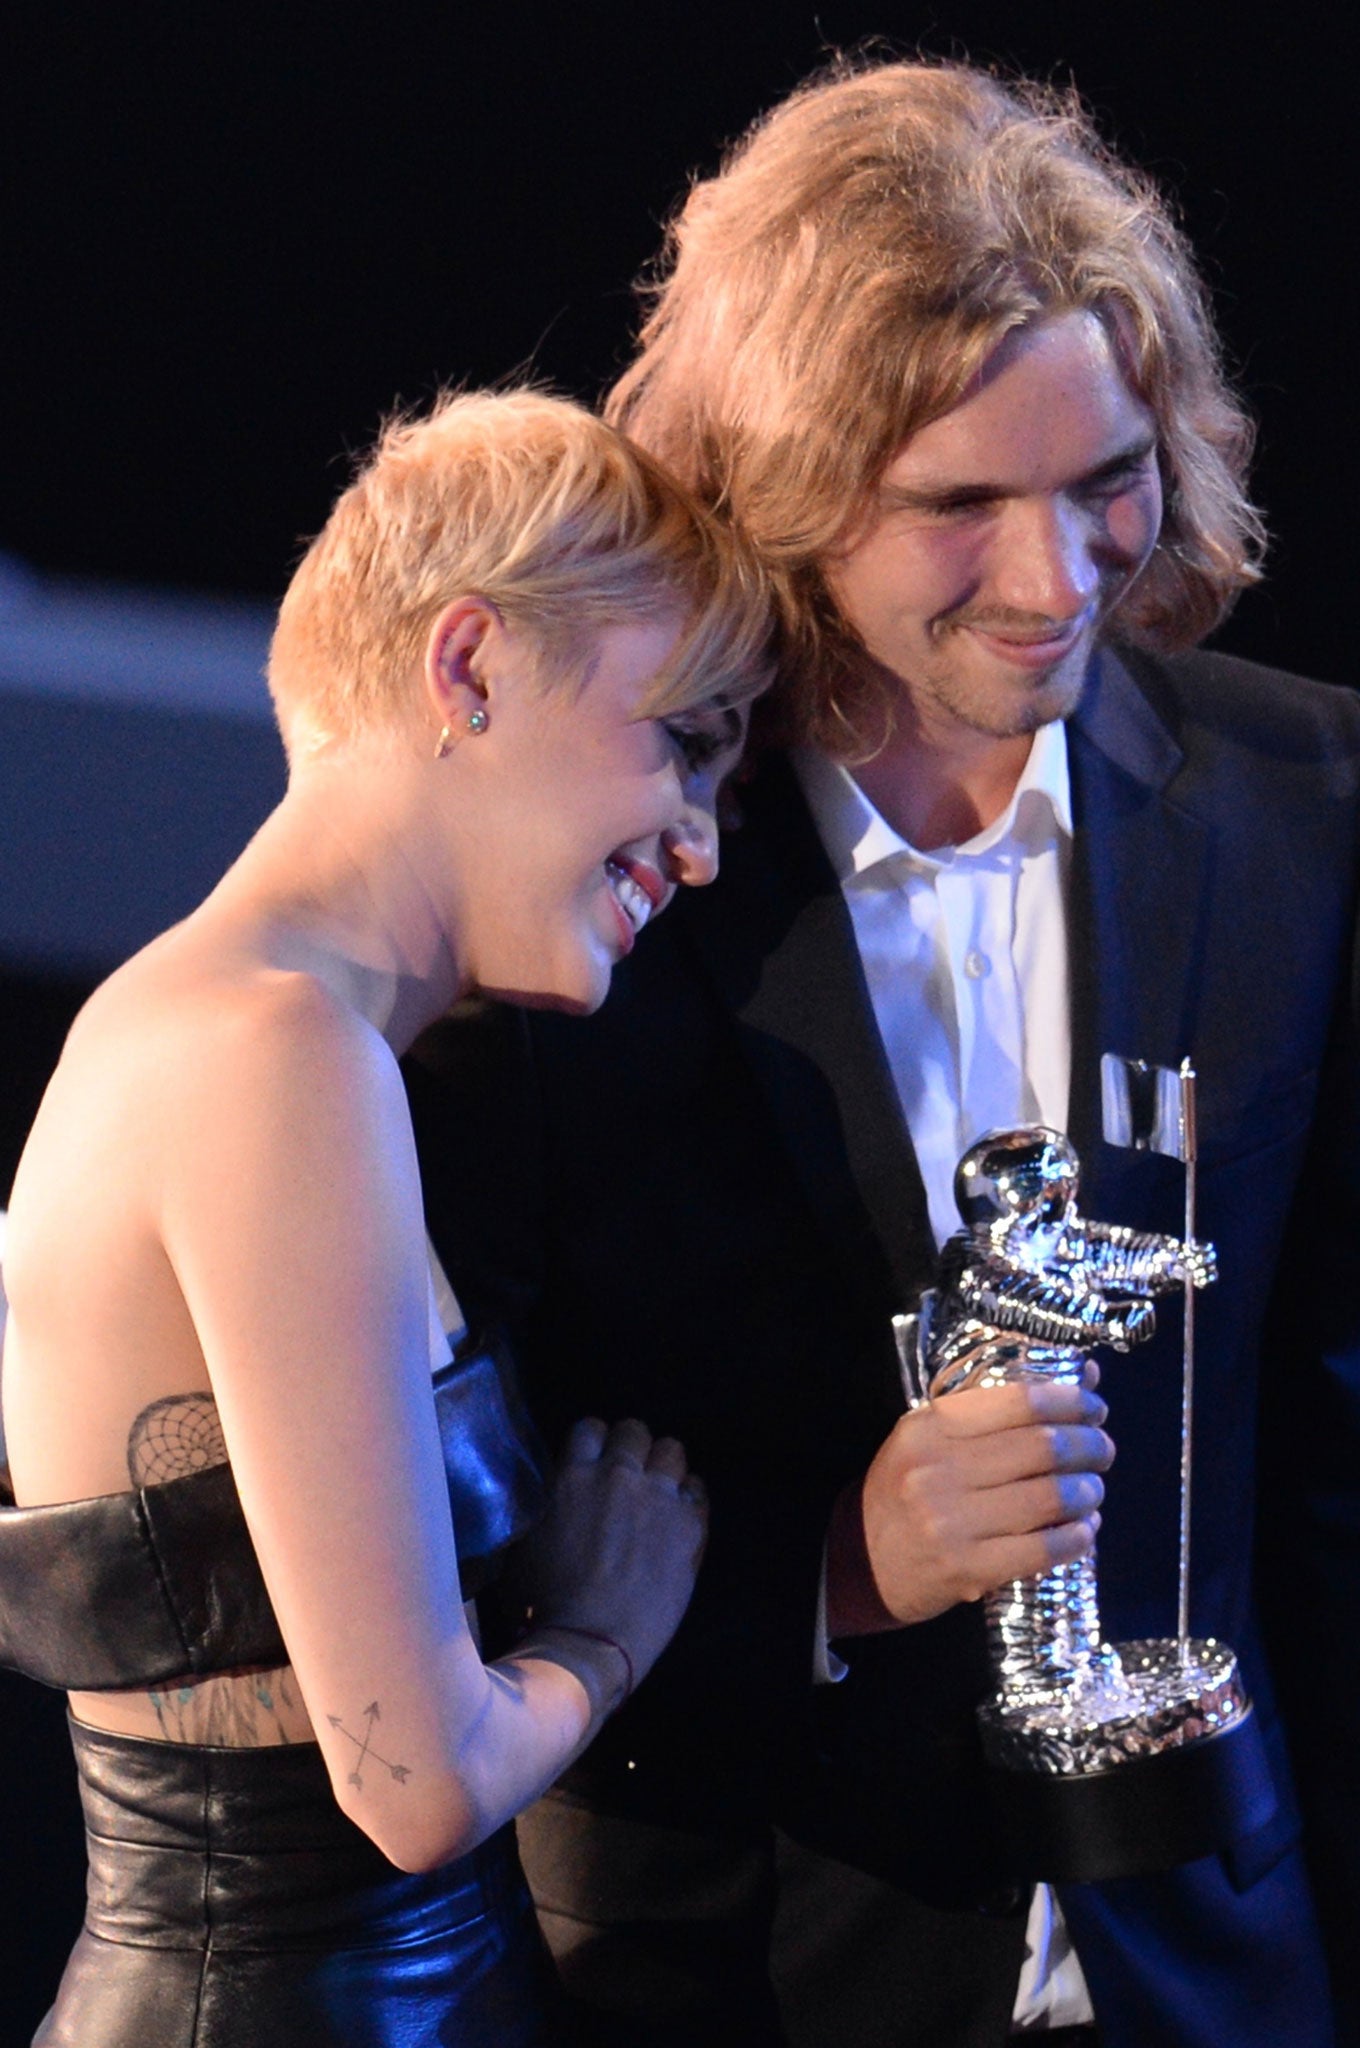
[914,624,1094,744]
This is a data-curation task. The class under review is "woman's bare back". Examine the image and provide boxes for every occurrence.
[3,927,332,1744]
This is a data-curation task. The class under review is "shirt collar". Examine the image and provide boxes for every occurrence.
[793,717,1072,884]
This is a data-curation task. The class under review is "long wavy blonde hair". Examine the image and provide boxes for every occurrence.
[607,58,1264,757]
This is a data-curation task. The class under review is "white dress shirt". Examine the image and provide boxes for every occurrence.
[794,725,1093,2032]
[794,720,1072,1236]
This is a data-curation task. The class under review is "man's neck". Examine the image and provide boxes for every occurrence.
[850,725,1037,852]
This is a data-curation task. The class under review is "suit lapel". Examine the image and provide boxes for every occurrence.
[676,754,936,1325]
[672,649,1216,1317]
[1067,647,1214,1208]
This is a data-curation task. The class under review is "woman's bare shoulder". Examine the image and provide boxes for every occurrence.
[3,921,426,1507]
[67,926,396,1108]
[11,930,407,1314]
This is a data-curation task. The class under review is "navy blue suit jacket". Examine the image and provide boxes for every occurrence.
[407,645,1360,2047]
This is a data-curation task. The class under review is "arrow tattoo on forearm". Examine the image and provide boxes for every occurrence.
[327,1700,412,1790]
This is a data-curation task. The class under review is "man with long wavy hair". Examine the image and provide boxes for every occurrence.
[410,56,1358,2048]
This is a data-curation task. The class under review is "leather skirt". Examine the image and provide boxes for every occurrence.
[35,1718,567,2047]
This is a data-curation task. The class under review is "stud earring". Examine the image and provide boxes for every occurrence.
[467,707,489,735]
[434,725,454,760]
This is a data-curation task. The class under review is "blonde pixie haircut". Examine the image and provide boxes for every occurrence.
[269,389,774,757]
[608,58,1266,759]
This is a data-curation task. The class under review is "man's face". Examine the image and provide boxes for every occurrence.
[823,311,1163,747]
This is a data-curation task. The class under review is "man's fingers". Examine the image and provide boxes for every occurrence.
[982,1421,1115,1487]
[930,1381,1108,1439]
[969,1511,1102,1597]
[1049,1422,1115,1473]
[912,1415,1113,1493]
[974,1469,1106,1538]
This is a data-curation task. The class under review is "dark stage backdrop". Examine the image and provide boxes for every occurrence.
[4,1,1353,677]
[0,3,1352,2038]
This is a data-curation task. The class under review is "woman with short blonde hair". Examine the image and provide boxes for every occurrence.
[0,389,771,2044]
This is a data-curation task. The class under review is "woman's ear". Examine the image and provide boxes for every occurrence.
[423,597,500,739]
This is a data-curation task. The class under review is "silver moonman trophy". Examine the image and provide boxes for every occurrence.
[892,1058,1275,1883]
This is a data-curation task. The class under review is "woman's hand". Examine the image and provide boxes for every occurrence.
[516,1417,708,1694]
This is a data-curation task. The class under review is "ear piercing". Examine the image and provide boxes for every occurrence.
[434,708,490,759]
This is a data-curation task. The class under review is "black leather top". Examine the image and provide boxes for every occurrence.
[0,1332,547,1692]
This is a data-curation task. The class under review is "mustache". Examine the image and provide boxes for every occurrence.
[940,605,1094,639]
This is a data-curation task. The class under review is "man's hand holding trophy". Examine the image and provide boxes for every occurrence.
[893,1058,1276,1882]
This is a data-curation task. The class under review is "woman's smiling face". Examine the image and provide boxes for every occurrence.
[446,613,746,1014]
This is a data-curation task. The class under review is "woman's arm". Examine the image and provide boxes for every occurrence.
[161,975,702,1872]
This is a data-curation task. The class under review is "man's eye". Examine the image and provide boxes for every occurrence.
[935,493,998,516]
[1080,456,1156,500]
[1082,473,1132,499]
[878,486,999,522]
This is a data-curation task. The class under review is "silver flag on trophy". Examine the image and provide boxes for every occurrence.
[1100,1053,1194,1160]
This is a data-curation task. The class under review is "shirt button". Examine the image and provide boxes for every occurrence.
[964,949,990,979]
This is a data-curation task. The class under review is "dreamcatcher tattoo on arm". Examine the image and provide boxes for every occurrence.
[126,1393,228,1486]
[126,1393,302,1743]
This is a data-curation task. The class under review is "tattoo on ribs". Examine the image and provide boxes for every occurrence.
[327,1701,412,1790]
[127,1394,228,1487]
[147,1665,301,1745]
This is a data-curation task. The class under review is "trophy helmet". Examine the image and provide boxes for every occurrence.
[955,1126,1079,1231]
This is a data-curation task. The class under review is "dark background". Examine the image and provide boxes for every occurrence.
[4,2,1352,676]
[0,3,1352,2038]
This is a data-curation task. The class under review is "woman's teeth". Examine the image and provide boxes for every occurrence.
[606,862,652,935]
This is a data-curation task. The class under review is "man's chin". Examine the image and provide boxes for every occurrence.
[971,658,1090,738]
[890,641,1094,745]
[1016,680,1085,733]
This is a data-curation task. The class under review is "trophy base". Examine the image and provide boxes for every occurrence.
[979,1639,1277,1883]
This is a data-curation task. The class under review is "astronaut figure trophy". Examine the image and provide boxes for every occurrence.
[905,1126,1274,1882]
